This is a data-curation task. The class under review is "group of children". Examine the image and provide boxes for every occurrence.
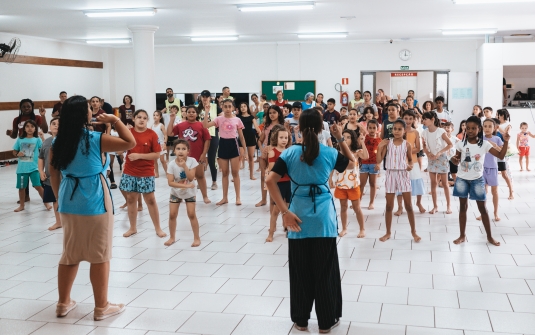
[9,92,534,248]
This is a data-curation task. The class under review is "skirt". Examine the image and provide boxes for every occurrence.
[239,131,257,147]
[427,153,449,174]
[218,138,240,159]
[59,175,113,265]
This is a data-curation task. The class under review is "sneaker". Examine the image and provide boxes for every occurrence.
[319,319,340,334]
[94,302,125,321]
[211,183,218,190]
[56,300,77,317]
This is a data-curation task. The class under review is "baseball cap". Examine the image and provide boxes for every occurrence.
[292,101,302,109]
[200,90,211,97]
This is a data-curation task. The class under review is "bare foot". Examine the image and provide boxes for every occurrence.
[156,229,167,238]
[266,235,274,242]
[120,203,127,209]
[203,197,212,204]
[250,176,257,180]
[476,216,482,221]
[520,169,524,172]
[236,199,242,206]
[394,208,403,216]
[368,204,375,210]
[429,207,438,214]
[417,204,426,213]
[446,207,452,214]
[255,201,266,207]
[216,199,228,206]
[191,239,201,247]
[155,174,159,178]
[338,229,348,237]
[48,222,62,230]
[357,230,366,238]
[379,233,391,242]
[528,168,531,171]
[453,236,466,245]
[137,207,143,212]
[45,204,52,211]
[14,206,24,212]
[123,229,137,237]
[164,238,176,246]
[494,215,501,221]
[508,193,514,200]
[488,237,501,246]
[412,232,421,242]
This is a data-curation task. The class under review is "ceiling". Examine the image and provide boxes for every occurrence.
[1,0,535,46]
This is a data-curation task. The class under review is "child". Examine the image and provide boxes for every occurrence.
[414,114,425,170]
[203,99,247,206]
[421,111,453,214]
[517,122,535,171]
[359,120,382,209]
[473,105,483,118]
[340,115,349,127]
[237,102,261,180]
[265,109,353,333]
[451,116,510,246]
[395,111,426,215]
[120,109,167,238]
[443,122,460,187]
[457,120,467,140]
[166,105,182,160]
[166,140,201,247]
[332,129,368,237]
[376,119,421,242]
[266,126,290,242]
[39,117,62,229]
[474,119,503,222]
[492,118,514,200]
[359,107,381,135]
[151,110,168,178]
[382,104,400,140]
[13,120,45,212]
[169,105,212,204]
[483,106,493,120]
[496,108,512,135]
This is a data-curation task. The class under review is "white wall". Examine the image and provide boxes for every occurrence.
[448,72,478,127]
[0,32,111,151]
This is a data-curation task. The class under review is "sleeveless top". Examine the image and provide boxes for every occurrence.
[57,130,111,216]
[199,103,219,137]
[332,151,360,189]
[268,148,290,182]
[151,123,165,145]
[406,131,418,163]
[386,139,408,170]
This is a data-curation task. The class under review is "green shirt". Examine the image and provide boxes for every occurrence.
[256,111,265,125]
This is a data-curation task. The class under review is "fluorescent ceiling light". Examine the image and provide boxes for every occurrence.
[453,0,535,3]
[442,29,497,35]
[86,39,131,44]
[238,2,315,12]
[504,34,533,39]
[298,33,347,39]
[190,36,239,42]
[83,8,156,17]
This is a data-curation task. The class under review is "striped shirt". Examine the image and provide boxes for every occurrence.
[386,139,407,170]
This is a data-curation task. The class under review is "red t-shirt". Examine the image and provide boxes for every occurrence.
[12,114,43,137]
[274,100,287,107]
[268,148,290,182]
[91,109,107,133]
[172,121,211,161]
[362,135,382,165]
[52,102,63,116]
[124,128,161,177]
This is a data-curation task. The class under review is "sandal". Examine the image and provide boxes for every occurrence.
[319,319,340,334]
[294,323,308,331]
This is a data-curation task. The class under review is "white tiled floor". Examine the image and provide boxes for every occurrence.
[1,156,535,335]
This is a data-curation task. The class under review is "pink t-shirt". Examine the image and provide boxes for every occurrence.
[214,116,244,139]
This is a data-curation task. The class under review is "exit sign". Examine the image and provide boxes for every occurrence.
[400,66,409,70]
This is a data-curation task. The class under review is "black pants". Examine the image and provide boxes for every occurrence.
[288,238,342,330]
[207,130,219,182]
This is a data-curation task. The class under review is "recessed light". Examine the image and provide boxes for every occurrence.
[504,34,533,39]
[298,33,348,39]
[83,8,156,17]
[238,2,315,12]
[86,39,131,44]
[453,0,535,3]
[190,36,239,42]
[442,29,497,35]
[340,16,356,20]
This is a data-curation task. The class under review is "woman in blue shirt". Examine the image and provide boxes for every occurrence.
[49,96,135,321]
[266,109,354,333]
[301,92,316,111]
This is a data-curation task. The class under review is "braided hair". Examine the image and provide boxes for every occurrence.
[17,99,36,126]
[463,116,484,147]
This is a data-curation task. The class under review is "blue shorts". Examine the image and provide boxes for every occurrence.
[119,174,155,193]
[360,164,379,175]
[453,177,486,201]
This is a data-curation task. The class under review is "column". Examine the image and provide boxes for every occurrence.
[128,25,159,113]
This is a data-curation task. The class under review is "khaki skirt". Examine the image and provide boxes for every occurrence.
[59,175,113,265]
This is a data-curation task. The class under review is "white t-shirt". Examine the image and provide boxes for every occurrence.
[422,127,447,155]
[167,157,199,199]
[163,114,181,130]
[455,140,493,180]
[433,109,451,124]
[318,129,331,146]
[447,134,459,159]
[498,121,511,134]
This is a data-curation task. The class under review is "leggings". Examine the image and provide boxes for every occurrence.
[207,129,219,182]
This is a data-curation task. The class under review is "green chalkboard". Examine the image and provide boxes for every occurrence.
[261,81,316,102]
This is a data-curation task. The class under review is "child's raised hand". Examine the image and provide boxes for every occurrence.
[39,106,46,116]
[6,129,12,136]
[502,128,511,142]
[96,114,118,124]
[330,123,343,139]
[177,158,187,168]
[379,138,389,147]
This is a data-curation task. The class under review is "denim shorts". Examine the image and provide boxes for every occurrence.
[453,176,486,201]
[119,174,155,193]
[360,163,379,175]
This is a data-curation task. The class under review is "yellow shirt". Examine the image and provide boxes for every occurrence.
[165,98,181,111]
[200,103,219,136]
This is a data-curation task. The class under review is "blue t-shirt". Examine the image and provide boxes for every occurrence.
[13,137,42,174]
[277,144,347,239]
[301,101,315,111]
[57,130,111,216]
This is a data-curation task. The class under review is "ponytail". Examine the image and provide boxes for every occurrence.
[299,109,323,166]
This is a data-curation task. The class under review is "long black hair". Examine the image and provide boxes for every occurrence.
[342,129,360,151]
[90,96,101,112]
[17,99,36,126]
[497,108,511,123]
[299,109,322,166]
[238,102,251,117]
[422,111,440,127]
[20,120,38,139]
[463,115,484,147]
[51,96,91,170]
[264,105,285,127]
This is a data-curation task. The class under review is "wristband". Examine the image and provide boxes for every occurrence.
[112,118,120,127]
[336,137,344,143]
[281,210,289,216]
